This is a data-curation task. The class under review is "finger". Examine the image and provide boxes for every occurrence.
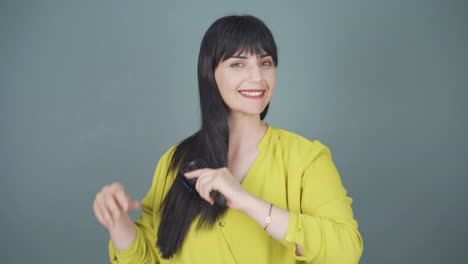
[202,172,228,206]
[95,211,106,227]
[185,168,208,179]
[104,192,121,229]
[199,176,211,201]
[208,191,217,205]
[96,193,112,229]
[195,174,208,202]
[110,182,125,191]
[194,171,210,193]
[111,183,137,211]
[128,200,140,211]
[114,189,130,211]
[204,184,217,206]
[195,174,202,194]
[97,199,113,229]
[197,175,215,205]
[93,199,107,228]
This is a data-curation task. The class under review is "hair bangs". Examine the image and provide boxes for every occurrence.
[215,16,278,66]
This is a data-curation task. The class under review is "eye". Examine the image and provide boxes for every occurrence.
[261,60,273,67]
[230,62,243,68]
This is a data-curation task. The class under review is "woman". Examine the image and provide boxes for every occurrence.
[93,15,363,263]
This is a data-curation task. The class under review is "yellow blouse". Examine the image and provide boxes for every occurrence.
[109,125,363,263]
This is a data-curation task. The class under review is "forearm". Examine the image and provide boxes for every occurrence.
[109,212,137,250]
[237,193,308,256]
[285,211,363,263]
[108,207,161,263]
[238,194,289,240]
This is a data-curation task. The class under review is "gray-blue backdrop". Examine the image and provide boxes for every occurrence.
[1,0,467,263]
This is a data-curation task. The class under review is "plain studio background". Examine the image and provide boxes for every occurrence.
[1,0,467,263]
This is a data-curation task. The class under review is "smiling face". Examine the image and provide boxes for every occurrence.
[214,51,277,118]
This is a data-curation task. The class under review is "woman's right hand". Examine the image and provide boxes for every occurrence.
[93,182,140,230]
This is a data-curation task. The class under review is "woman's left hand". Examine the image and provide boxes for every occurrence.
[184,167,249,210]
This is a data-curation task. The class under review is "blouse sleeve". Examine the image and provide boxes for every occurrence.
[108,146,176,263]
[280,144,364,263]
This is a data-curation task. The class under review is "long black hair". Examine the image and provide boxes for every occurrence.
[157,15,278,259]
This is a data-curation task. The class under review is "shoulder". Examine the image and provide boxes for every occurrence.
[147,144,179,202]
[159,144,178,164]
[270,126,331,163]
[152,144,179,182]
[269,127,342,193]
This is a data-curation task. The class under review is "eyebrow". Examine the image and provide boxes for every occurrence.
[229,54,271,59]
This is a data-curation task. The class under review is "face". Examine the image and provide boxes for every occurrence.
[214,50,276,118]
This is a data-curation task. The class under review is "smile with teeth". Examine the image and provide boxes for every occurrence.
[239,90,266,98]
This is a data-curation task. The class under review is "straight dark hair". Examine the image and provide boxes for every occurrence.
[156,15,278,259]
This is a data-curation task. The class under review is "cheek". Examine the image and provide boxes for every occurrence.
[215,74,237,103]
[217,72,240,92]
[216,77,228,96]
[266,72,277,91]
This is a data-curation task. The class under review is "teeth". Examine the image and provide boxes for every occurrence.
[240,91,264,96]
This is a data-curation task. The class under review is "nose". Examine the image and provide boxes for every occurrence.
[248,64,263,81]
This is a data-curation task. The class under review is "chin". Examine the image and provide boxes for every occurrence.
[229,104,268,117]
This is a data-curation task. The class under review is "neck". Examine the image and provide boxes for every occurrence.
[227,113,267,154]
